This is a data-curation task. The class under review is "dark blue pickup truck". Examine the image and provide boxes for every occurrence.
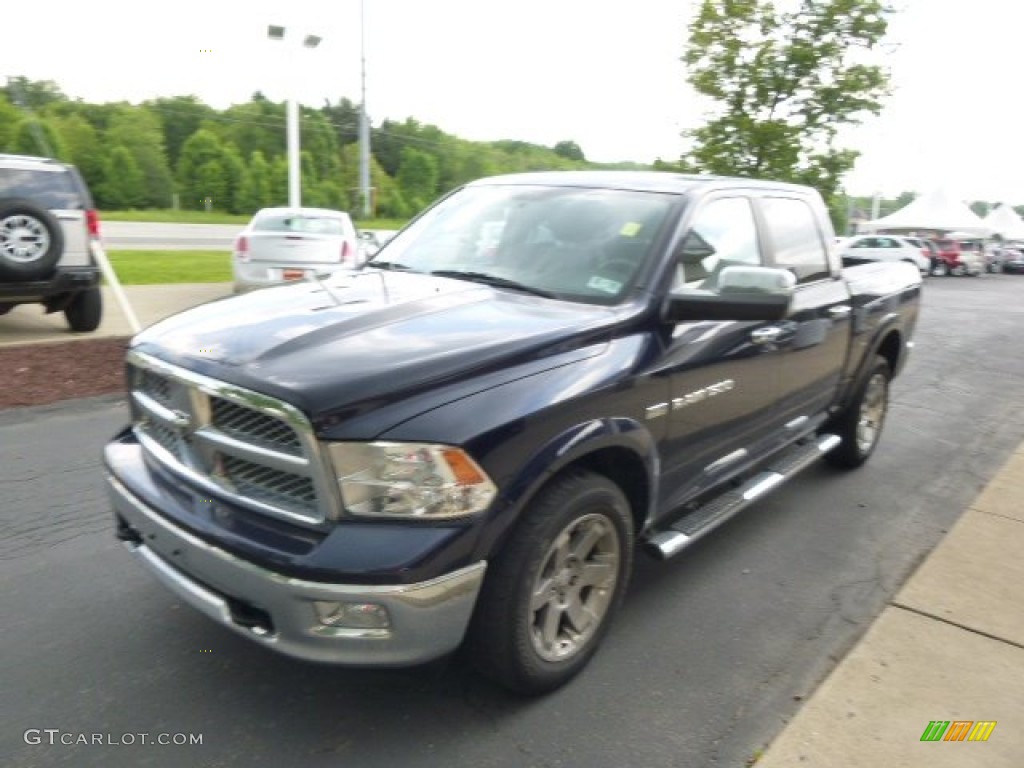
[105,172,921,693]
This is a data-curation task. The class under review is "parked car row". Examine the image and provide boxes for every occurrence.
[989,245,1024,274]
[835,234,1005,277]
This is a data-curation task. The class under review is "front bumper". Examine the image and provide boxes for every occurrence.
[108,473,486,665]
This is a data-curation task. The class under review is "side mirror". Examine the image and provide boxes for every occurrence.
[664,265,795,322]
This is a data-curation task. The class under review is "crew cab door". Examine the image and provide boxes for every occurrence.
[755,195,851,426]
[655,195,785,512]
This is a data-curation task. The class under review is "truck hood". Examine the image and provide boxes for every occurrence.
[131,270,616,426]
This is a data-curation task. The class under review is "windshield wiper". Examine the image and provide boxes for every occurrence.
[430,270,556,299]
[370,260,417,272]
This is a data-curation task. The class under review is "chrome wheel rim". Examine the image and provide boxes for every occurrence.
[856,373,887,455]
[529,512,620,662]
[0,214,50,263]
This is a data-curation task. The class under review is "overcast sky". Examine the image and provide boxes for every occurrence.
[5,0,1021,203]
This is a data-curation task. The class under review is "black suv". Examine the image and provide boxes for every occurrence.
[0,153,103,331]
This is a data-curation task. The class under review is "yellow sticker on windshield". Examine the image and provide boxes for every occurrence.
[620,222,642,237]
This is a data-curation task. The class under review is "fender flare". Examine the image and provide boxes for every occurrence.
[473,417,660,560]
[838,314,904,413]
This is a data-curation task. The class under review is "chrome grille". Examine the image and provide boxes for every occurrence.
[127,352,335,525]
[138,367,173,407]
[148,420,185,461]
[221,456,318,514]
[211,397,303,455]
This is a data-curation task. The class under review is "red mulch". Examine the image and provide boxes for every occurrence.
[0,337,131,409]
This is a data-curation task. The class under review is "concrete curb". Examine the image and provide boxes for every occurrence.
[755,442,1024,766]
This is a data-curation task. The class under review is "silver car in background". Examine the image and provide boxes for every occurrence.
[837,234,931,275]
[232,207,362,292]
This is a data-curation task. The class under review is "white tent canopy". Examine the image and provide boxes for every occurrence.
[982,204,1024,240]
[860,188,993,235]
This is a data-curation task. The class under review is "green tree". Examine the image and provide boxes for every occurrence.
[553,140,586,162]
[0,94,22,150]
[270,155,289,206]
[213,101,287,164]
[682,0,891,226]
[105,107,174,207]
[8,118,69,159]
[894,190,915,209]
[396,146,440,210]
[236,151,274,213]
[177,129,229,209]
[1,77,66,111]
[52,113,105,190]
[301,110,342,180]
[145,95,217,168]
[97,146,145,209]
[194,160,227,209]
[321,97,361,146]
[220,142,246,213]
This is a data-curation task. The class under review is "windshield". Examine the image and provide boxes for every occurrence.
[370,184,675,304]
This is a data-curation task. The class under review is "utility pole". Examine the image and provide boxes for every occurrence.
[358,0,372,219]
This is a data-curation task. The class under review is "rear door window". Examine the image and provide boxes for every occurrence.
[759,197,831,283]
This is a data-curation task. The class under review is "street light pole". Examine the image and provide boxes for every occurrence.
[358,0,372,219]
[268,26,322,209]
[286,95,301,208]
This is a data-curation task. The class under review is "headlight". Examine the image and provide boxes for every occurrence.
[325,442,497,519]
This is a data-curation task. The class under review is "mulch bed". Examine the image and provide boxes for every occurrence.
[0,337,132,409]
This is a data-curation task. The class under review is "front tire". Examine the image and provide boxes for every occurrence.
[931,261,949,277]
[824,356,891,469]
[466,470,634,694]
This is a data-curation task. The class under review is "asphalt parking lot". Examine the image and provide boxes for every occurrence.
[1,274,1022,767]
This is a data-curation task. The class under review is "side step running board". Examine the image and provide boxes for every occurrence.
[645,433,841,560]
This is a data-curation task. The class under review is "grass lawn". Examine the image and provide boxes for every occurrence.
[102,209,408,230]
[106,250,231,284]
[102,210,251,225]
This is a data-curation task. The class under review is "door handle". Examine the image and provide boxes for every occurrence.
[750,327,784,345]
[828,305,852,318]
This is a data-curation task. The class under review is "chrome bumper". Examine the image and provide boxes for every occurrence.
[107,474,486,665]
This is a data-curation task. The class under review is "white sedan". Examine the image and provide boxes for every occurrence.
[837,234,931,274]
[232,207,363,292]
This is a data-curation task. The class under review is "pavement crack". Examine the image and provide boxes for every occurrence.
[889,603,1024,651]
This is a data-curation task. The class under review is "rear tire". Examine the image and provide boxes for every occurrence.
[64,287,102,332]
[466,470,634,694]
[824,356,891,469]
[931,261,949,277]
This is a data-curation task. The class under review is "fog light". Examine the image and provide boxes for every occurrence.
[313,601,390,629]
